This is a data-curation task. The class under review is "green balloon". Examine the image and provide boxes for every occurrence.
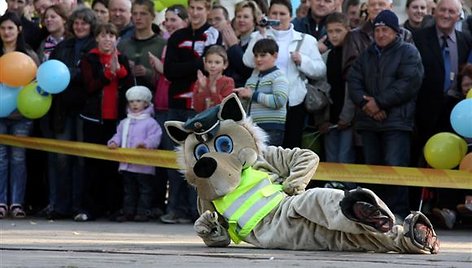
[17,82,52,119]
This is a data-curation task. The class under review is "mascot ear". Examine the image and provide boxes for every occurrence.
[219,93,246,122]
[164,121,191,144]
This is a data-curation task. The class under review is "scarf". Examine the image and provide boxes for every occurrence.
[121,112,151,148]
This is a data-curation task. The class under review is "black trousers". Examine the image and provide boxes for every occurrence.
[283,103,306,149]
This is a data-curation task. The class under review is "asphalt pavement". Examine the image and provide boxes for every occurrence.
[0,218,471,268]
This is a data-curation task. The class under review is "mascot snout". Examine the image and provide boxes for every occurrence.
[192,152,244,200]
[194,157,217,178]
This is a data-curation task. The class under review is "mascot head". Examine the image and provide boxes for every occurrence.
[165,94,268,201]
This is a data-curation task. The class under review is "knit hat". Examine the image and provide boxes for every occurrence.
[126,86,153,103]
[373,10,400,33]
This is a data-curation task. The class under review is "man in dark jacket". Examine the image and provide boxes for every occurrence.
[293,0,338,53]
[341,0,413,78]
[347,10,424,221]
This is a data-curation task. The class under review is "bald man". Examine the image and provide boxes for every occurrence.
[412,0,472,228]
[413,0,472,157]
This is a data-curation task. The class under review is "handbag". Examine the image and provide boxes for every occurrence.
[295,34,332,113]
[304,80,332,113]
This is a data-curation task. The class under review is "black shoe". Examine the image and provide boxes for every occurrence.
[134,214,149,222]
[47,210,70,220]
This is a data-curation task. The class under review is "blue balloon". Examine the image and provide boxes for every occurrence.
[450,98,472,138]
[36,59,70,94]
[0,84,21,117]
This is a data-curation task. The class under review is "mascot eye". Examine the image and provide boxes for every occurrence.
[214,135,233,153]
[194,143,210,160]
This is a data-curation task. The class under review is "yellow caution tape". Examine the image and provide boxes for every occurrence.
[315,163,471,189]
[0,134,470,189]
[0,134,178,169]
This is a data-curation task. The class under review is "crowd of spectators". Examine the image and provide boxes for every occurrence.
[0,0,470,230]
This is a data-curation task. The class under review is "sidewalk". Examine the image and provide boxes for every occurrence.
[1,218,471,268]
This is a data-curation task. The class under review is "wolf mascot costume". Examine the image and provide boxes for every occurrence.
[164,94,439,254]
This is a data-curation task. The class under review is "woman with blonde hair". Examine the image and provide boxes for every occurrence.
[242,0,326,148]
[220,0,262,87]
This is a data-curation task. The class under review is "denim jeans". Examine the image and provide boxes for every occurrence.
[0,118,33,206]
[324,127,356,163]
[358,130,411,218]
[122,171,153,216]
[40,114,83,215]
[165,108,198,219]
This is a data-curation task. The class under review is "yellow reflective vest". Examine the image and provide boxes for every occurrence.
[212,167,286,243]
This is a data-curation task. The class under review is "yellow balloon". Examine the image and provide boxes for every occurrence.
[467,89,472,99]
[424,132,467,169]
[0,52,37,87]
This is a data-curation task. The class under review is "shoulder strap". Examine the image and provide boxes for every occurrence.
[295,33,306,52]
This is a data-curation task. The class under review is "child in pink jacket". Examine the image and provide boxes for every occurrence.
[108,86,162,222]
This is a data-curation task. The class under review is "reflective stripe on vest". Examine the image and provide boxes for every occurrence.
[212,167,285,243]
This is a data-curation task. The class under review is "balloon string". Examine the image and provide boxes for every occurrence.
[36,86,49,96]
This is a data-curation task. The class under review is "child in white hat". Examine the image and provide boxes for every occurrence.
[108,86,162,222]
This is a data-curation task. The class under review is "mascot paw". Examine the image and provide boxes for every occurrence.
[194,210,219,235]
[194,211,231,247]
[404,212,440,254]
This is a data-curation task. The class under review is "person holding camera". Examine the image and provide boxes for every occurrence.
[242,0,326,149]
[218,0,262,88]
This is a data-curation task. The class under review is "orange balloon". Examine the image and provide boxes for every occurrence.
[459,153,472,172]
[0,52,37,87]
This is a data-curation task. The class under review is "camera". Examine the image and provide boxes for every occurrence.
[258,17,281,27]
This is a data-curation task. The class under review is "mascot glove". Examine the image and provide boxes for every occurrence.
[283,183,305,196]
[194,210,231,247]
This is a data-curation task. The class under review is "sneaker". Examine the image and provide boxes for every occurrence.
[150,208,164,219]
[10,205,26,219]
[160,212,192,224]
[74,213,89,222]
[404,211,440,254]
[110,213,134,222]
[432,208,456,229]
[0,204,7,219]
[352,201,393,232]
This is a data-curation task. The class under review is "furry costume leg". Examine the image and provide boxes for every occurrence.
[245,188,437,253]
